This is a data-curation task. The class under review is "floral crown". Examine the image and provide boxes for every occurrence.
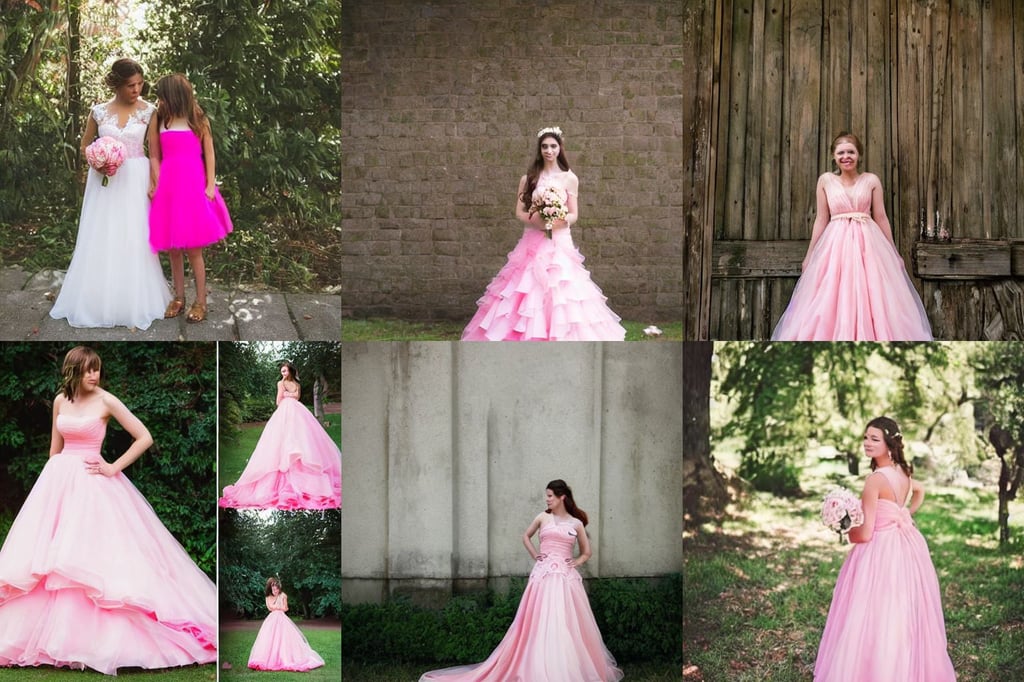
[883,427,902,439]
[537,126,563,139]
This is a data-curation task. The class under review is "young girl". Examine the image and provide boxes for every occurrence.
[771,132,932,340]
[148,73,232,323]
[814,417,956,681]
[0,347,217,674]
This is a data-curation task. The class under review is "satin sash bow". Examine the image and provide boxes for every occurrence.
[832,211,871,223]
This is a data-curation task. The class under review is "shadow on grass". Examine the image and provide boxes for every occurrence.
[684,484,1024,681]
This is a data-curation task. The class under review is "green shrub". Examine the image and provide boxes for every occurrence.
[341,575,682,665]
[739,448,802,496]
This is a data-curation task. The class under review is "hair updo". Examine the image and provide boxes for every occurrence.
[866,416,912,477]
[104,58,144,90]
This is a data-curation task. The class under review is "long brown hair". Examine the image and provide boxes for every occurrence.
[153,73,209,140]
[544,479,589,526]
[867,416,913,478]
[520,131,571,211]
[264,576,282,597]
[61,346,102,402]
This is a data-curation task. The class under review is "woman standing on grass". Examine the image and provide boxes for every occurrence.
[420,479,623,681]
[247,577,325,671]
[814,417,955,681]
[218,362,341,510]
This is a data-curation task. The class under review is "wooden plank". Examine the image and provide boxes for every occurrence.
[712,238,1023,279]
[682,0,718,340]
[743,0,766,241]
[952,1,983,239]
[827,0,852,138]
[849,0,868,136]
[722,0,753,240]
[865,0,890,192]
[893,1,923,270]
[786,0,824,241]
[758,0,784,240]
[914,240,1013,278]
[712,0,734,245]
[982,0,1016,238]
[1015,0,1024,238]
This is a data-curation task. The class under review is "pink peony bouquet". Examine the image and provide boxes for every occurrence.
[821,487,864,544]
[85,136,127,187]
[530,187,568,239]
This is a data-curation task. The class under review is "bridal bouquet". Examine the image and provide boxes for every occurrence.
[85,136,127,187]
[530,187,567,239]
[821,487,864,544]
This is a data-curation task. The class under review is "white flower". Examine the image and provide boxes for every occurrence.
[643,325,663,337]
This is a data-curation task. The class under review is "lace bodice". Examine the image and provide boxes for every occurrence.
[56,414,106,455]
[91,101,155,159]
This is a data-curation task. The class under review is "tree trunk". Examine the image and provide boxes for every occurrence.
[313,375,324,420]
[989,426,1024,546]
[683,341,728,525]
[65,0,82,179]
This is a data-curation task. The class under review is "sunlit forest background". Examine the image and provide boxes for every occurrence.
[0,0,339,291]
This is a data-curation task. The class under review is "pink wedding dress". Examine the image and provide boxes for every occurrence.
[814,466,956,681]
[248,594,325,672]
[219,389,341,510]
[420,520,623,682]
[771,173,933,340]
[0,415,217,675]
[461,181,626,341]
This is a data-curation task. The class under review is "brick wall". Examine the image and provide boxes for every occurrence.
[342,0,683,322]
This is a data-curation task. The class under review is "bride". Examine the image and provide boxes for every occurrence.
[49,57,171,329]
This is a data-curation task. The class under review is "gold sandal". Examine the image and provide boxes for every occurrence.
[164,296,185,318]
[186,301,207,323]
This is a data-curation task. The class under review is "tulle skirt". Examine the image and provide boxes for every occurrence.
[462,228,626,341]
[247,611,325,672]
[49,157,171,329]
[0,450,217,674]
[771,218,932,341]
[219,397,341,510]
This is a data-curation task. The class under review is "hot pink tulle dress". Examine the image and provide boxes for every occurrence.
[771,172,933,341]
[461,179,626,341]
[815,466,956,681]
[420,519,623,682]
[0,415,217,675]
[248,594,325,672]
[218,388,341,510]
[148,127,232,251]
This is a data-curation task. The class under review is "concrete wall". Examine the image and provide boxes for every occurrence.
[341,342,683,604]
[341,1,684,322]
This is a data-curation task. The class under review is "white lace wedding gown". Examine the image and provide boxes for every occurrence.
[49,101,170,329]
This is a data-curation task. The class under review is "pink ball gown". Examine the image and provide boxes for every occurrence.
[0,415,217,675]
[815,466,956,681]
[218,389,341,510]
[248,595,325,672]
[148,127,233,251]
[420,520,623,682]
[461,181,626,341]
[771,172,933,340]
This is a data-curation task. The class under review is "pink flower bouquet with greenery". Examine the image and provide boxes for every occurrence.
[530,187,567,239]
[821,487,864,544]
[85,136,127,187]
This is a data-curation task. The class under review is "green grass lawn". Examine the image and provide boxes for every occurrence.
[341,318,683,341]
[684,483,1024,681]
[218,418,342,492]
[0,664,216,680]
[342,661,680,681]
[219,622,340,681]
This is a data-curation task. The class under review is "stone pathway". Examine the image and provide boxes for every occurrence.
[0,266,340,341]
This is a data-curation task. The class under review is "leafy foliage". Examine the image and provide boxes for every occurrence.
[1,3,340,290]
[341,576,682,665]
[219,508,341,620]
[0,342,216,577]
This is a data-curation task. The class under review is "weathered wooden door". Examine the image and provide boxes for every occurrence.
[689,0,1024,340]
